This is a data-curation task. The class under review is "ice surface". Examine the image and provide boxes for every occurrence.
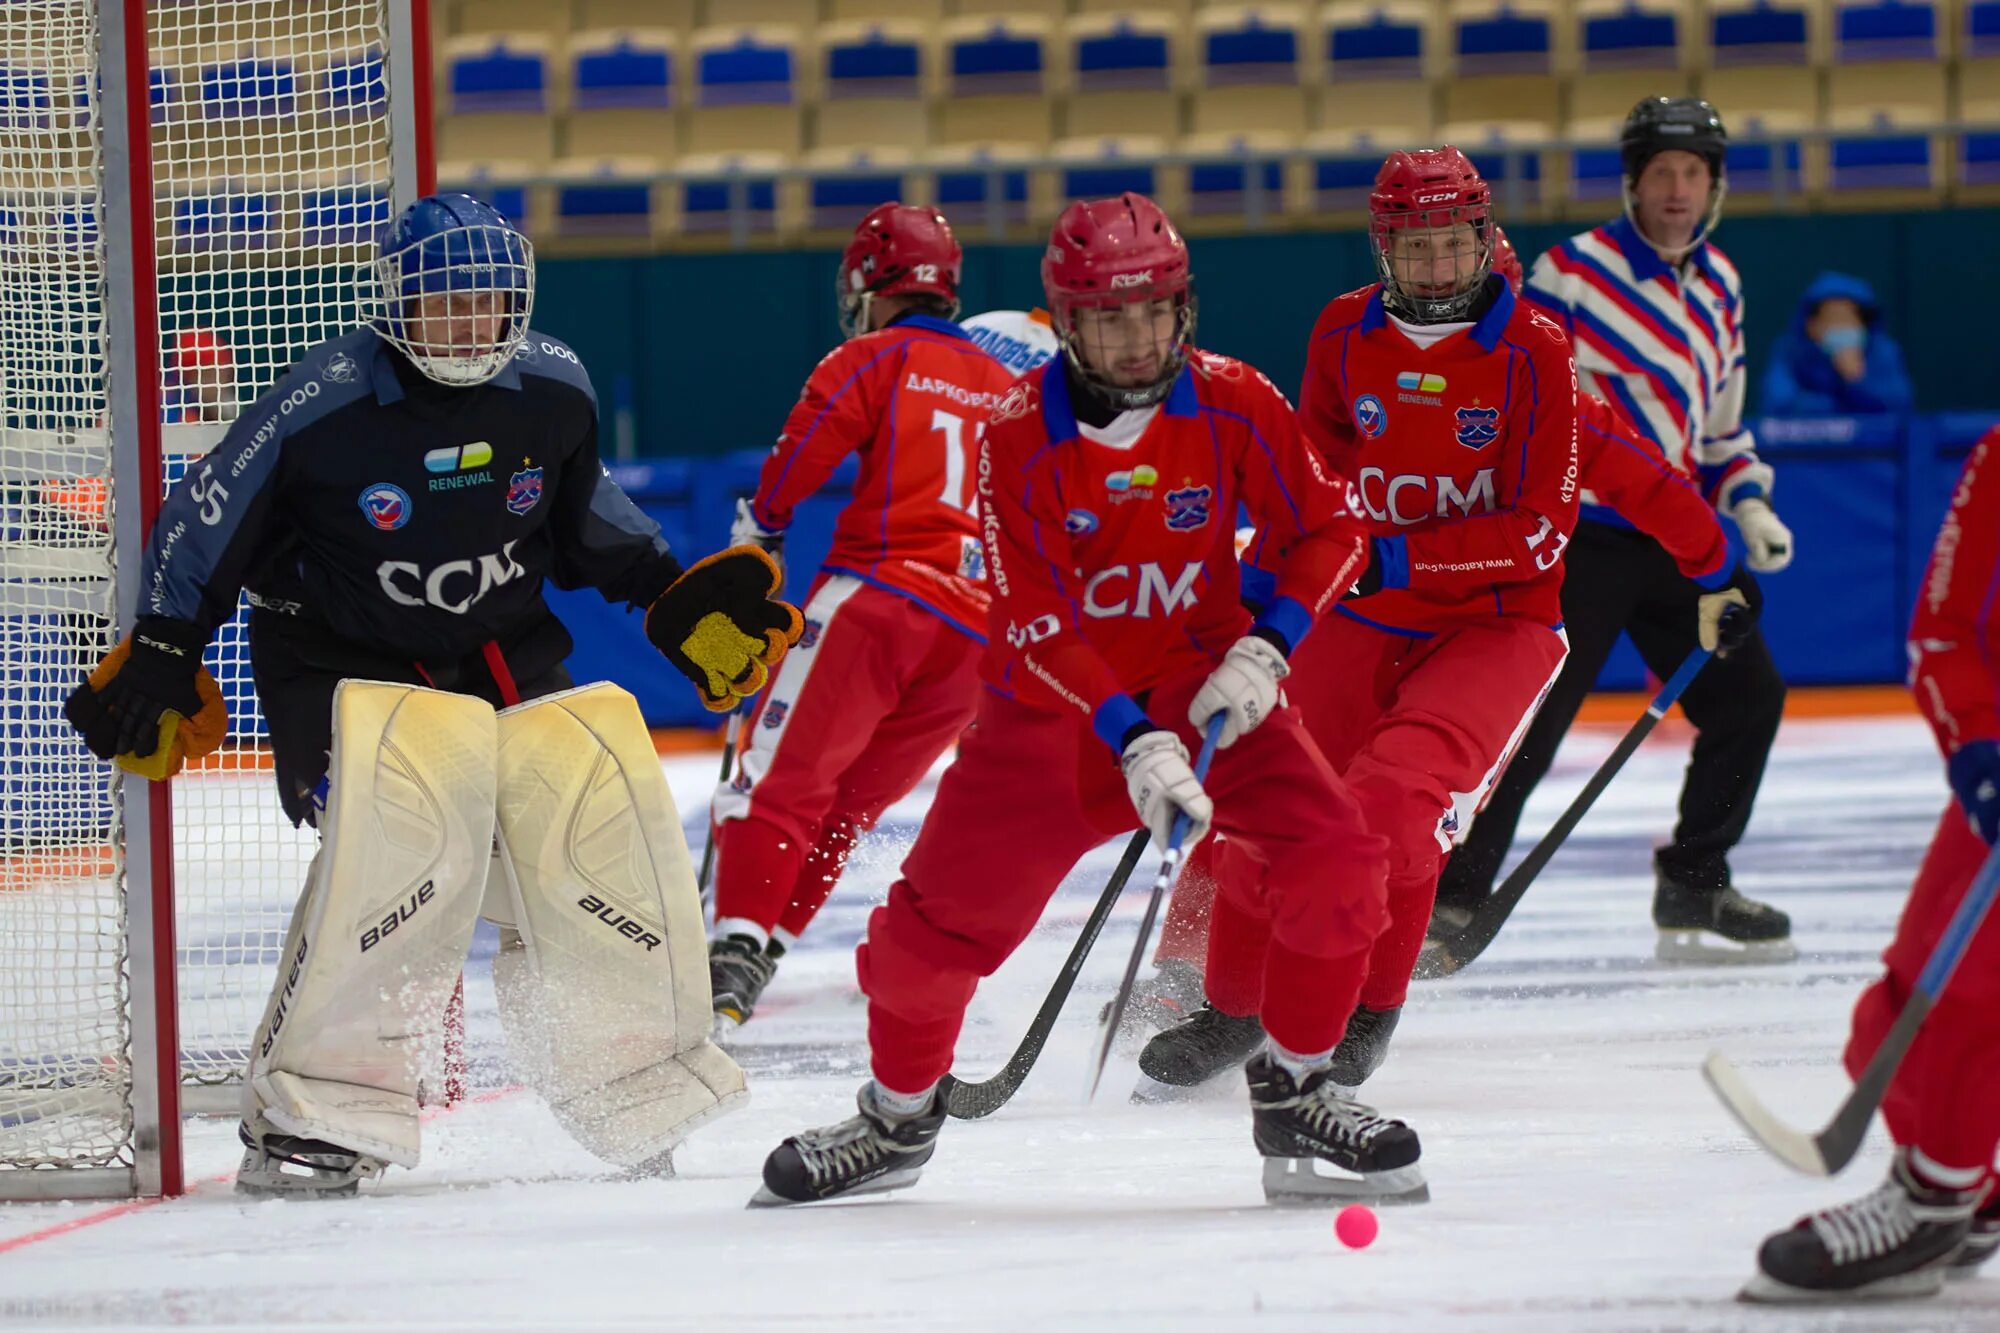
[4,714,1997,1332]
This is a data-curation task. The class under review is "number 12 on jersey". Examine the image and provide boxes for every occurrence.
[932,408,981,516]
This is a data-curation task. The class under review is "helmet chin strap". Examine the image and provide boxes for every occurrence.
[1622,179,1729,264]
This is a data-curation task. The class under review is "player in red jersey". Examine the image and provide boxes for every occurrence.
[752,193,1429,1209]
[1133,225,1758,1027]
[706,204,1017,1026]
[1133,150,1580,1098]
[1741,430,2000,1302]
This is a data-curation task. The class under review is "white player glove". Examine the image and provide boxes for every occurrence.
[1733,498,1793,573]
[1189,634,1288,749]
[731,497,785,565]
[1121,729,1214,854]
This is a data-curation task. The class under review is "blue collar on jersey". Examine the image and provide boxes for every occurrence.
[368,330,525,404]
[1604,212,1706,282]
[885,311,973,341]
[1038,356,1199,442]
[1358,280,1516,352]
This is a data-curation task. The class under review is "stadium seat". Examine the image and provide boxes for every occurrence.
[1192,6,1310,137]
[1574,0,1687,72]
[168,183,279,254]
[552,155,661,238]
[1722,108,1811,203]
[1302,127,1414,212]
[688,26,803,155]
[803,146,918,230]
[1065,11,1184,139]
[1824,105,1941,195]
[581,0,695,33]
[816,20,932,151]
[565,29,676,159]
[1318,2,1434,136]
[450,0,571,37]
[829,0,947,17]
[1440,121,1552,211]
[675,150,790,237]
[150,66,174,124]
[1959,96,2000,188]
[1444,2,1559,128]
[1564,115,1627,202]
[1831,0,1939,61]
[699,1,820,24]
[299,180,391,250]
[435,160,535,232]
[939,17,1054,146]
[441,33,551,114]
[1179,129,1291,221]
[1077,0,1192,15]
[1969,0,2000,56]
[1706,0,1818,69]
[1052,134,1171,207]
[952,0,1068,19]
[1828,51,1946,121]
[319,48,388,120]
[197,54,300,120]
[1703,64,1821,127]
[924,141,1036,229]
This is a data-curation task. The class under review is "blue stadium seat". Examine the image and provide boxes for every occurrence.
[1066,12,1182,139]
[1450,1,1555,78]
[320,48,387,118]
[1446,125,1547,208]
[1721,109,1809,199]
[1303,128,1408,212]
[1970,0,2000,56]
[2,67,49,132]
[1323,3,1427,82]
[676,150,786,235]
[435,165,533,232]
[300,183,391,249]
[1193,7,1308,136]
[689,26,803,154]
[1180,130,1291,220]
[939,18,1053,145]
[553,157,659,238]
[150,66,173,123]
[171,186,278,254]
[818,21,931,150]
[199,56,299,119]
[803,146,916,230]
[1832,0,1939,62]
[1576,0,1684,71]
[443,34,549,114]
[1826,107,1937,192]
[1962,127,2000,185]
[925,142,1034,226]
[1052,135,1166,204]
[571,30,674,108]
[1707,0,1813,68]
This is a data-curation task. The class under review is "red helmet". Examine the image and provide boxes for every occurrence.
[1490,224,1524,294]
[837,202,962,337]
[1368,146,1494,322]
[1041,192,1195,409]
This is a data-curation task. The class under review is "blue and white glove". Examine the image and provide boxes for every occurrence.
[1948,739,2000,846]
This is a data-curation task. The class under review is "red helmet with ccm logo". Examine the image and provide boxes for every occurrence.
[837,202,963,337]
[1041,192,1195,409]
[1368,147,1494,323]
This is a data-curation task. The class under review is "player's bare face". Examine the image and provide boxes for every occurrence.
[1632,151,1712,252]
[1388,223,1483,302]
[410,290,506,357]
[1072,297,1177,387]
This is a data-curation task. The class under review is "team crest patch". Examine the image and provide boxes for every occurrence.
[1163,485,1213,532]
[761,701,789,730]
[505,465,544,515]
[321,350,359,385]
[799,618,822,649]
[1065,508,1099,536]
[1454,406,1500,449]
[358,482,411,531]
[730,770,752,794]
[992,381,1034,424]
[1353,394,1387,438]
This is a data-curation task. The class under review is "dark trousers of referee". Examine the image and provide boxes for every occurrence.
[1436,519,1787,908]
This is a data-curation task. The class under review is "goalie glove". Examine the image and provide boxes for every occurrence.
[1948,739,2000,846]
[1121,728,1214,854]
[1732,498,1794,574]
[64,619,228,779]
[645,546,804,713]
[1189,634,1289,749]
[731,497,785,566]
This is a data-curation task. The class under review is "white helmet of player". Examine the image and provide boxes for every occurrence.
[960,309,1060,377]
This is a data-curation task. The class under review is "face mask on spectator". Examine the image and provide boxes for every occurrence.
[1817,326,1868,357]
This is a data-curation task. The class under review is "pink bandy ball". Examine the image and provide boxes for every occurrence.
[1335,1204,1379,1249]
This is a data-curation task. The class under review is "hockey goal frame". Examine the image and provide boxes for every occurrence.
[0,0,433,1203]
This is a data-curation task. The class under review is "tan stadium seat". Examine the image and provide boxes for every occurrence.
[938,16,1056,146]
[1064,11,1186,139]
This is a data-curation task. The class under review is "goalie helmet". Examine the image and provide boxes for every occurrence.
[837,203,963,338]
[1368,147,1493,324]
[368,193,534,387]
[1041,192,1195,411]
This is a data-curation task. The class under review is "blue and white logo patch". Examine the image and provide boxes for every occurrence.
[1065,508,1100,536]
[1163,485,1213,532]
[1354,394,1387,438]
[1454,405,1500,449]
[358,482,411,531]
[505,465,544,516]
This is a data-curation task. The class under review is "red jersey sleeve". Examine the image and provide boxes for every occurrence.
[753,339,885,531]
[1909,430,2000,756]
[1385,312,1579,595]
[1577,392,1736,587]
[979,391,1128,731]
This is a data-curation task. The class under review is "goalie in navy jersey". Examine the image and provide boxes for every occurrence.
[65,194,801,1197]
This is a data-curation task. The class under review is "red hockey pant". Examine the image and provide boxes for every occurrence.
[712,575,981,940]
[858,671,1390,1095]
[1846,808,2000,1175]
[1166,614,1566,1012]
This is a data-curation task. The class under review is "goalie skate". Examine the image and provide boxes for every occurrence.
[1248,1054,1428,1206]
[235,1122,386,1200]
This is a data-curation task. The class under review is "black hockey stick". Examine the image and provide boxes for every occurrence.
[1415,645,1716,980]
[1703,843,2000,1176]
[1088,712,1227,1100]
[696,705,746,912]
[939,829,1150,1120]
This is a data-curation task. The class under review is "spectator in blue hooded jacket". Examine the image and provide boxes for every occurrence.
[1760,272,1914,416]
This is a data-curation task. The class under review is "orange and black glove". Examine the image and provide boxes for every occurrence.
[644,546,804,713]
[64,619,228,779]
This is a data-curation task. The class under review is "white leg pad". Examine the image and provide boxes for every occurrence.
[491,682,747,1167]
[245,681,498,1168]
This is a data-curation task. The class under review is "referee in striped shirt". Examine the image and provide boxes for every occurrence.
[1435,98,1796,963]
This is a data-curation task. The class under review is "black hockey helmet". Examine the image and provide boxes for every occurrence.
[1620,97,1728,184]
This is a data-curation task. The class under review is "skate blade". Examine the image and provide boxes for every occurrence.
[1260,1157,1429,1206]
[1738,1266,1948,1304]
[744,1166,923,1209]
[1129,1073,1211,1105]
[1655,929,1799,966]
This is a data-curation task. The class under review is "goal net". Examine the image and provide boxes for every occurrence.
[1,0,429,1200]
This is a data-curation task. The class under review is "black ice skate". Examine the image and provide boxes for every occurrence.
[709,932,779,1028]
[234,1121,385,1199]
[1104,958,1207,1040]
[1327,1004,1401,1095]
[750,1083,946,1207]
[1132,1003,1267,1103]
[1652,868,1795,964]
[1743,1150,1981,1303]
[1247,1053,1427,1205]
[1949,1194,2000,1279]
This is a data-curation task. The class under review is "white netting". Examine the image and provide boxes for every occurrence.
[148,0,393,1089]
[0,1,129,1169]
